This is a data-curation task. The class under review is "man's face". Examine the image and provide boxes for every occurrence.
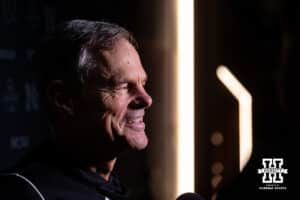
[76,38,152,153]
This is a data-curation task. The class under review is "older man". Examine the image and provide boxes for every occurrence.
[0,19,152,200]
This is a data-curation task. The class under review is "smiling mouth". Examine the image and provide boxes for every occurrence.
[125,112,145,131]
[127,117,143,124]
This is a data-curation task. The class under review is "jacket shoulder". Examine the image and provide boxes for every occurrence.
[0,173,45,200]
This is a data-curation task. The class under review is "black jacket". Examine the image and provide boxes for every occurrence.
[0,143,129,200]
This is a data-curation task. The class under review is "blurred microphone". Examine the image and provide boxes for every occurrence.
[176,192,206,200]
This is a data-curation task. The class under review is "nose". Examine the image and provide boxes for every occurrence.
[129,86,152,109]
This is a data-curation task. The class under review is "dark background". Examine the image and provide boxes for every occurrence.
[196,0,293,198]
[0,0,294,199]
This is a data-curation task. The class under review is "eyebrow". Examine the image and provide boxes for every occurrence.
[111,73,148,84]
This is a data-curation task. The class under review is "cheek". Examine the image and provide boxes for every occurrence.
[101,93,130,137]
[101,92,130,115]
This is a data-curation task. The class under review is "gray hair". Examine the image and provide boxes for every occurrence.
[33,19,138,96]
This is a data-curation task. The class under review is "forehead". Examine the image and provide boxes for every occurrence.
[98,38,147,82]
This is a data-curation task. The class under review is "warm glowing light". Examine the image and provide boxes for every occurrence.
[216,65,253,171]
[176,0,195,195]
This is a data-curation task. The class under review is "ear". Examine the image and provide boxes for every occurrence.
[46,80,75,116]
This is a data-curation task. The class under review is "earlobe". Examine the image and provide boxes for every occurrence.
[47,80,75,116]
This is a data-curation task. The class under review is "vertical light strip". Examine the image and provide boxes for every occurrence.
[216,65,253,171]
[176,0,195,196]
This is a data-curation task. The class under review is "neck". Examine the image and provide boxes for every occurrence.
[89,158,117,181]
[53,124,119,181]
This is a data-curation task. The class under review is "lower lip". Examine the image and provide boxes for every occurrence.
[125,121,145,132]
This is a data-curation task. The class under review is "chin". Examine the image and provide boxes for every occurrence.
[124,131,149,150]
[134,140,148,150]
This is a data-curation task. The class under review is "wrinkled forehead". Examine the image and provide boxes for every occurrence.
[87,39,147,84]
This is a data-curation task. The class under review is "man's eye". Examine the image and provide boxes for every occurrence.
[115,83,129,90]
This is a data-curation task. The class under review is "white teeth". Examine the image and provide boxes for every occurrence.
[128,118,143,123]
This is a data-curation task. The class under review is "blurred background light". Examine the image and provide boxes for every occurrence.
[176,0,195,196]
[216,65,253,171]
